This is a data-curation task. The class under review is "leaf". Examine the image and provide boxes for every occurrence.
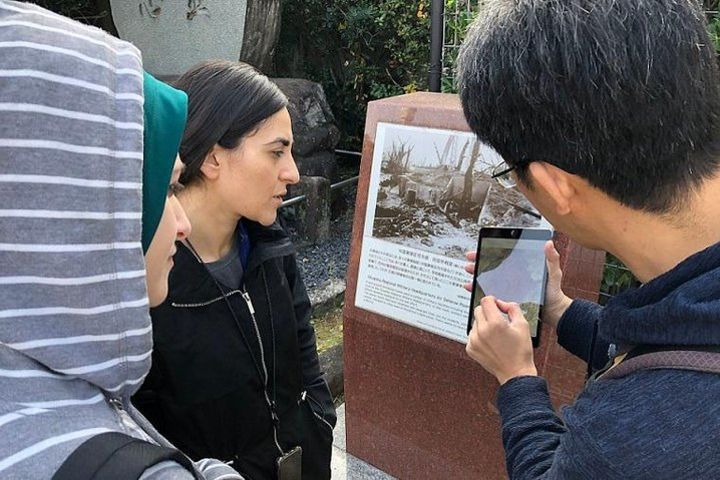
[151,7,162,16]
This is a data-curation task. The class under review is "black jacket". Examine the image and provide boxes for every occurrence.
[135,220,335,480]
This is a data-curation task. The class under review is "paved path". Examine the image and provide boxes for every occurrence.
[331,404,395,479]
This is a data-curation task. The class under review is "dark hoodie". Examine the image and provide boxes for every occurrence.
[498,242,720,479]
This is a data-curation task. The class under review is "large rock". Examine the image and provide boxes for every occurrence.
[272,78,341,158]
[294,151,338,183]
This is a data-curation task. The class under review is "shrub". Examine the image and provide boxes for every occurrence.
[30,1,99,23]
[24,1,113,31]
[276,0,431,150]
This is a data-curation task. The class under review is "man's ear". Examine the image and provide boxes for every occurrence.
[527,162,576,216]
[199,145,222,180]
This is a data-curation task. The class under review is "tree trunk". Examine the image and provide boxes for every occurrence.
[456,139,469,171]
[240,0,281,74]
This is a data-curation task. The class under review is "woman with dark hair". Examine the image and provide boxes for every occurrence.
[135,60,335,480]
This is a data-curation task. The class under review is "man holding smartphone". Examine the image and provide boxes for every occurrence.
[458,1,720,478]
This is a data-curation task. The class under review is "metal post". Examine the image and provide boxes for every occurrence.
[429,0,445,92]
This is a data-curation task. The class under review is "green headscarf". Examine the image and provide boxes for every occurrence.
[142,72,188,252]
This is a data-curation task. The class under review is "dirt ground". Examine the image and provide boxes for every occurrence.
[311,305,344,354]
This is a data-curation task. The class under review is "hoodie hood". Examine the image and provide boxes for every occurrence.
[600,242,720,346]
[141,72,187,253]
[0,1,148,400]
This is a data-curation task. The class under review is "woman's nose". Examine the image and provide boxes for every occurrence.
[173,197,192,240]
[281,153,300,185]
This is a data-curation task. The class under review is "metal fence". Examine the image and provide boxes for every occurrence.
[599,257,641,305]
[441,0,482,92]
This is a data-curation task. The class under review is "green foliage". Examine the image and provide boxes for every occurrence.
[600,254,639,299]
[442,0,479,93]
[276,0,431,150]
[441,0,720,93]
[24,1,112,31]
[708,14,720,52]
[30,1,97,21]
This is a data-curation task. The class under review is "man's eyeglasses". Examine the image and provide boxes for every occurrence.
[490,160,541,219]
[491,160,527,189]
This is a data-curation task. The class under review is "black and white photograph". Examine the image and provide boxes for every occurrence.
[369,123,541,260]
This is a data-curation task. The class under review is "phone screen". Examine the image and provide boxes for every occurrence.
[469,228,552,343]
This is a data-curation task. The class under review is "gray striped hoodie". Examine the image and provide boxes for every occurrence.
[0,2,242,478]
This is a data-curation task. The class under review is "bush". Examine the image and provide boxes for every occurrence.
[24,1,113,31]
[30,1,98,22]
[276,0,431,150]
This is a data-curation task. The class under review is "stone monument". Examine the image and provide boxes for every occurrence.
[110,0,281,78]
[343,92,605,479]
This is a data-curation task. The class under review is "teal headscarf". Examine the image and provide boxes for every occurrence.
[142,72,188,252]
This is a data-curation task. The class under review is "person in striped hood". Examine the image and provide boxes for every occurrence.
[0,1,244,478]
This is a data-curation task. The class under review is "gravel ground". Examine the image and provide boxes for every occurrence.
[284,186,357,306]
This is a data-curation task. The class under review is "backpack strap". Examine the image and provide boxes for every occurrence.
[53,431,200,480]
[599,345,720,381]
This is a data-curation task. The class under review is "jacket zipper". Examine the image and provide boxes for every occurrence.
[107,396,153,442]
[171,290,243,308]
[300,390,334,432]
[240,290,284,457]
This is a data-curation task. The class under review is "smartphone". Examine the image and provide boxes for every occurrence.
[467,227,553,347]
[276,446,302,480]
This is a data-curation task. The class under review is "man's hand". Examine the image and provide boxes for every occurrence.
[466,297,537,385]
[541,241,572,329]
[463,240,572,330]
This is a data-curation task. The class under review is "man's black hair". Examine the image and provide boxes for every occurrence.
[458,0,720,213]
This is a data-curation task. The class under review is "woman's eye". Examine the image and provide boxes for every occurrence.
[273,150,284,158]
[168,182,185,197]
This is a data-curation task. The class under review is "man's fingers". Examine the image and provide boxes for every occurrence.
[465,250,477,275]
[473,304,486,323]
[480,296,508,325]
[545,241,562,281]
[504,302,525,323]
[495,299,524,321]
[495,299,514,313]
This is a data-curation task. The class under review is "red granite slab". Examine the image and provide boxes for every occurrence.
[343,93,604,479]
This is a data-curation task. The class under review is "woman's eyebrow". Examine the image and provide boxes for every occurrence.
[264,137,290,147]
